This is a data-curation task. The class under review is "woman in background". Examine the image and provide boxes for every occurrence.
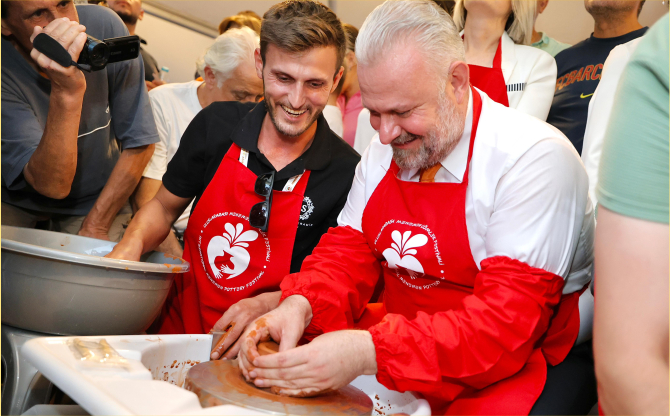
[453,0,556,120]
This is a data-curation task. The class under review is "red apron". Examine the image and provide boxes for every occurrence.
[157,143,310,334]
[468,37,510,107]
[359,89,546,414]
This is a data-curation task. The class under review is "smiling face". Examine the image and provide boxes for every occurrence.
[256,44,343,138]
[1,0,78,52]
[359,45,469,170]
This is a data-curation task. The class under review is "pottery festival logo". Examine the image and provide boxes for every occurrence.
[198,213,271,292]
[207,223,258,279]
[375,220,445,290]
[383,230,428,279]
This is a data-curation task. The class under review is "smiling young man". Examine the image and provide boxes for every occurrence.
[108,0,359,353]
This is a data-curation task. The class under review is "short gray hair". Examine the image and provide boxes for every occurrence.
[196,26,259,87]
[355,0,465,78]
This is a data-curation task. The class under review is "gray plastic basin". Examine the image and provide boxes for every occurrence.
[1,226,189,335]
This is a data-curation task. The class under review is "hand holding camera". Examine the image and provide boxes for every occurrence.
[30,17,141,94]
[30,17,88,94]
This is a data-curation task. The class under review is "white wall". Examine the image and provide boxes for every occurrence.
[135,12,214,83]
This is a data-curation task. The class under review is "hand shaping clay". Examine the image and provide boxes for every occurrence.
[257,340,279,356]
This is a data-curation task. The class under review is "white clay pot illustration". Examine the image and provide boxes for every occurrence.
[382,230,428,279]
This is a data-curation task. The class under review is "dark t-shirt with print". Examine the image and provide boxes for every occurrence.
[546,27,647,155]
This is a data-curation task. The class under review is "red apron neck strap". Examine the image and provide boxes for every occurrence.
[492,37,503,69]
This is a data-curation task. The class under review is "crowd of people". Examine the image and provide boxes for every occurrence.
[1,0,667,414]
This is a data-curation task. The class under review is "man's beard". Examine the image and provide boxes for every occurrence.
[265,93,321,138]
[392,93,466,171]
[114,10,139,25]
[585,1,637,19]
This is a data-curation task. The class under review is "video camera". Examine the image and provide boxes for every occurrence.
[33,33,140,72]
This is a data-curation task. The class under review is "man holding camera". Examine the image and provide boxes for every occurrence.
[1,0,157,241]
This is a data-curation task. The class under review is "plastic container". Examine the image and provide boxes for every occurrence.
[1,226,189,335]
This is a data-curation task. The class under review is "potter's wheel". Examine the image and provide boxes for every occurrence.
[184,360,373,415]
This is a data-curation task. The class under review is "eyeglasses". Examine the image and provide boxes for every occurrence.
[249,171,274,233]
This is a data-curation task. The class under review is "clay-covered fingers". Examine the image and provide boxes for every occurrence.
[209,322,238,360]
[221,336,244,360]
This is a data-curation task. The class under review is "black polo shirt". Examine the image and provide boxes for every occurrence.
[163,101,360,273]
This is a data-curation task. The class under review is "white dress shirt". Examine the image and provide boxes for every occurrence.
[338,89,595,342]
[582,38,643,208]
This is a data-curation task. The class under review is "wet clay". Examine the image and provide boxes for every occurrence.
[257,341,279,356]
[210,322,236,357]
[184,360,372,415]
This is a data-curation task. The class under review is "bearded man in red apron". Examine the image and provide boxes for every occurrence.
[107,0,360,358]
[237,1,596,414]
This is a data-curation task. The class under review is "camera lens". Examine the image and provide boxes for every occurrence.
[88,43,109,67]
[78,35,110,68]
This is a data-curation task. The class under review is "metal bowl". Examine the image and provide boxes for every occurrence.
[1,226,189,335]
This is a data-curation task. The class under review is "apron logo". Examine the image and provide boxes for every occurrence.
[206,222,258,279]
[300,196,314,221]
[383,230,428,279]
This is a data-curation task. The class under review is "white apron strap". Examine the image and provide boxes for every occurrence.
[239,148,304,193]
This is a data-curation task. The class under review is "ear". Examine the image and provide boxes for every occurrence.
[537,0,549,14]
[345,50,356,70]
[330,66,344,94]
[138,8,144,21]
[449,60,470,105]
[1,19,13,37]
[203,66,217,88]
[254,48,263,80]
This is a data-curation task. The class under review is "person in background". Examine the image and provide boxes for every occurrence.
[336,23,362,147]
[218,12,261,35]
[593,13,668,416]
[107,0,164,91]
[107,1,360,358]
[135,27,263,257]
[238,1,595,413]
[531,0,570,56]
[1,0,157,241]
[452,0,556,121]
[237,10,261,20]
[581,36,643,208]
[546,0,647,155]
[323,71,344,137]
[433,0,456,15]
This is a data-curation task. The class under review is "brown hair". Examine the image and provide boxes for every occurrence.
[218,14,261,35]
[260,0,346,73]
[237,10,261,20]
[342,22,358,53]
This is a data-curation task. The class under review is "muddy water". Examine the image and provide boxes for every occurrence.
[184,360,373,415]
